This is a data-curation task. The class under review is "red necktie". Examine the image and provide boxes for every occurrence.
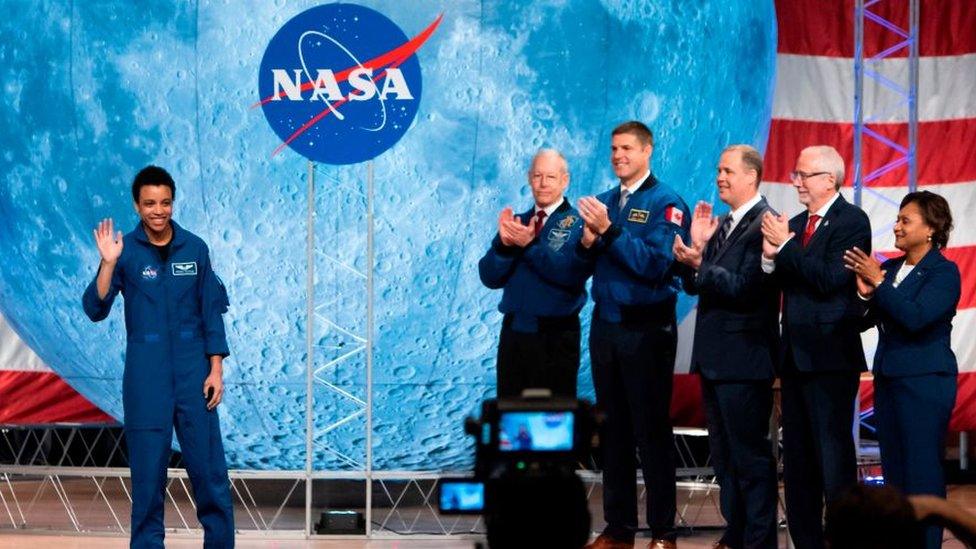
[533,210,547,236]
[802,214,821,247]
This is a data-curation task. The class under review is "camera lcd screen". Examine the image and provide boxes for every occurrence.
[438,480,485,514]
[498,411,574,452]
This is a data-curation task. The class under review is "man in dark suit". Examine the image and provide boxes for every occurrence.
[673,145,779,549]
[760,145,872,549]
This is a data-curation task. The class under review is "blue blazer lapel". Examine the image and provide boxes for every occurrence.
[703,214,729,261]
[892,248,941,293]
[711,199,766,263]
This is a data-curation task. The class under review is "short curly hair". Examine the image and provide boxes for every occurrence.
[131,165,176,203]
[900,190,953,249]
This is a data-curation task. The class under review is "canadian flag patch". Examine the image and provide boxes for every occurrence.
[665,205,684,226]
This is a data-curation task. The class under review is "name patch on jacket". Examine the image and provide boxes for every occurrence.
[627,209,649,224]
[172,262,198,276]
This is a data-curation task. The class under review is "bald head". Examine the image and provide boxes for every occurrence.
[793,145,845,212]
[800,145,845,190]
[531,149,569,174]
[527,148,570,208]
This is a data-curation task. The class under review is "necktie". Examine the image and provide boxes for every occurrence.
[619,189,631,210]
[802,214,821,247]
[533,210,547,236]
[714,215,734,250]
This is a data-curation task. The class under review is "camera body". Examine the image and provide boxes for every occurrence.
[441,393,599,548]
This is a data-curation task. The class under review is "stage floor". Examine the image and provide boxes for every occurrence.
[3,484,976,548]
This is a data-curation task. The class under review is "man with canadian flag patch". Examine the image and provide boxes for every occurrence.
[577,121,691,549]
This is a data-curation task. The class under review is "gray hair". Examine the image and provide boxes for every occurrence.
[721,144,763,186]
[530,148,569,175]
[801,145,845,189]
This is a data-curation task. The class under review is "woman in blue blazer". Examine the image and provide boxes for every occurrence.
[844,190,960,549]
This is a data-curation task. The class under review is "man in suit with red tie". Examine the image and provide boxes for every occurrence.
[673,145,780,549]
[760,145,872,549]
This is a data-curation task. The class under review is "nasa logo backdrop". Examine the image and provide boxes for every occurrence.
[0,0,777,470]
[258,4,431,164]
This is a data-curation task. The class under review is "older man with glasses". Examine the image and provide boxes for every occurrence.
[759,145,872,549]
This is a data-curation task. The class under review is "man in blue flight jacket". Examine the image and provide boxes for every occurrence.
[479,149,592,398]
[82,166,235,548]
[578,122,691,549]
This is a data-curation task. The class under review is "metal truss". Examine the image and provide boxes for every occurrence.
[305,160,375,535]
[1,427,735,538]
[853,0,920,427]
[853,0,920,203]
[0,465,307,535]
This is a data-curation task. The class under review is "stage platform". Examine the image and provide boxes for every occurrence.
[3,483,976,548]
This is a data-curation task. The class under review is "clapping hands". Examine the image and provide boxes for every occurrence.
[497,207,535,248]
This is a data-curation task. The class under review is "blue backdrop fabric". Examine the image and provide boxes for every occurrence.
[0,0,776,469]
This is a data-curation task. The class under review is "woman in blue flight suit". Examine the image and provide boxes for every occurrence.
[845,191,961,549]
[82,166,234,549]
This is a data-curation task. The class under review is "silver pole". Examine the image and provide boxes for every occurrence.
[962,432,970,471]
[908,0,919,192]
[365,160,375,536]
[305,160,315,538]
[853,0,864,206]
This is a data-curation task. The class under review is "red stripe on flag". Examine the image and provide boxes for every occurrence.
[946,246,976,311]
[764,118,976,187]
[951,371,976,432]
[0,371,115,425]
[775,0,976,57]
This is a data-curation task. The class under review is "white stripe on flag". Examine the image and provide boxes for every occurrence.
[0,312,51,373]
[772,53,976,123]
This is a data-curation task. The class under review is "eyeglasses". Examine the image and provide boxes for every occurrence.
[790,171,830,182]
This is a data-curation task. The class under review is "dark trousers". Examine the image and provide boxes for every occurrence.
[875,373,956,549]
[495,314,580,399]
[781,363,860,549]
[126,408,235,549]
[590,315,677,542]
[701,377,778,549]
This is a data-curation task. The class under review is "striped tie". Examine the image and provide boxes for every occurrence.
[619,189,631,210]
[714,215,733,250]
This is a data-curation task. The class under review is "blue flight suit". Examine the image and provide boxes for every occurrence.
[578,173,690,543]
[82,220,234,549]
[478,198,592,398]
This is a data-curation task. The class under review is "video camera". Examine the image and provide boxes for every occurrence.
[439,391,600,548]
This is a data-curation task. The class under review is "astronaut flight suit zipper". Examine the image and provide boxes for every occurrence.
[152,243,177,399]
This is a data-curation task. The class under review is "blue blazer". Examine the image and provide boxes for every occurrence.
[775,194,872,373]
[863,248,961,377]
[682,198,779,381]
